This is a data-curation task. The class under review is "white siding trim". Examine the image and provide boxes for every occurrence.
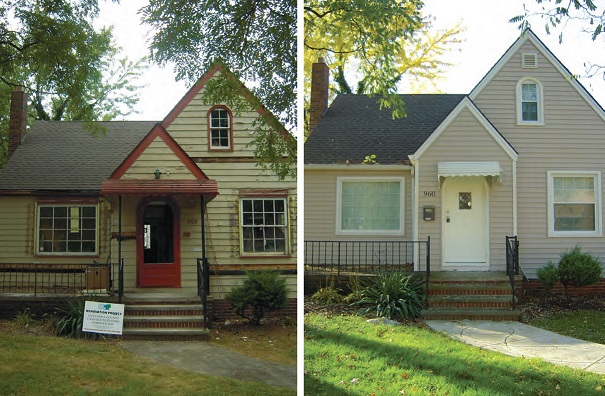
[513,160,518,235]
[305,164,413,171]
[412,162,419,270]
[410,97,518,162]
[546,170,603,237]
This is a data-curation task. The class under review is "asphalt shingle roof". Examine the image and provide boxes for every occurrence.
[0,120,157,193]
[304,94,466,165]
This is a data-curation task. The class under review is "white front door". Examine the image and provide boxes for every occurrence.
[442,177,488,270]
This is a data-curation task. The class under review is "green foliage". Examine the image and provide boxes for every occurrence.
[558,245,602,292]
[311,286,344,304]
[14,309,34,329]
[537,260,559,293]
[355,272,425,320]
[0,0,145,169]
[304,0,464,131]
[226,271,288,325]
[141,0,296,179]
[362,154,377,164]
[55,298,99,339]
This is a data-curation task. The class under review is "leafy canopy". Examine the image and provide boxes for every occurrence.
[0,0,145,168]
[304,0,463,130]
[141,0,297,179]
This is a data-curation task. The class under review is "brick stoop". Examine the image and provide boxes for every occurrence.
[422,272,521,321]
[121,294,210,341]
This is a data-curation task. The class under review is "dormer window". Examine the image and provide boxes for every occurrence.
[516,78,544,125]
[208,106,233,151]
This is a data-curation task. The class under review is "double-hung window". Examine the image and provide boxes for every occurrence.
[337,177,404,235]
[547,171,602,237]
[517,78,544,125]
[208,107,232,150]
[37,204,98,254]
[240,198,288,254]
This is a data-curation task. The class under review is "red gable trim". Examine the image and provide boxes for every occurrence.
[161,61,290,138]
[110,123,208,180]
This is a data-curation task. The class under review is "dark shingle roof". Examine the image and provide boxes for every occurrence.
[305,94,466,165]
[0,120,157,193]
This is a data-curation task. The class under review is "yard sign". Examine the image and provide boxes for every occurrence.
[82,301,125,335]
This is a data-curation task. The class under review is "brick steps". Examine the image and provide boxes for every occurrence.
[423,273,520,321]
[121,295,209,340]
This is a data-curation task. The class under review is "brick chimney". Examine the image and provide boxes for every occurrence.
[8,86,27,158]
[309,57,329,134]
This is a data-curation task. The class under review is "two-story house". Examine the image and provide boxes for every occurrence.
[304,29,605,319]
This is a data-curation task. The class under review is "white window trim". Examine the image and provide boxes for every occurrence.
[547,170,602,237]
[516,78,544,126]
[35,203,99,255]
[239,197,289,255]
[336,176,405,236]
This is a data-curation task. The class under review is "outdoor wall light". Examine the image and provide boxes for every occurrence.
[154,169,161,179]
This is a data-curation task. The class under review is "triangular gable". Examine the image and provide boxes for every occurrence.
[161,60,288,136]
[110,123,208,180]
[470,28,605,122]
[410,97,518,162]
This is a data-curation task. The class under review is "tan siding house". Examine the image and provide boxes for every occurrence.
[0,62,296,323]
[305,29,605,280]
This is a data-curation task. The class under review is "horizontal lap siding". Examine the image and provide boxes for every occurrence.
[0,196,111,265]
[304,168,413,241]
[122,138,195,180]
[474,41,605,278]
[166,83,297,298]
[418,108,514,271]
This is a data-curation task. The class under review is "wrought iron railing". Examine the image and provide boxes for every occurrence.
[304,239,430,275]
[197,258,210,328]
[118,259,124,303]
[0,263,113,296]
[506,236,520,309]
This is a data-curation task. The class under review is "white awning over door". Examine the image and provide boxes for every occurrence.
[438,161,503,186]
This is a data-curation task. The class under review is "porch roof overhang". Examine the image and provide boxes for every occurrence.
[101,179,219,200]
[438,161,503,187]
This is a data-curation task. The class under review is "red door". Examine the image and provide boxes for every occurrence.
[137,198,181,287]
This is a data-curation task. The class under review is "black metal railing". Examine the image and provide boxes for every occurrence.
[506,236,519,309]
[425,236,431,307]
[118,259,124,303]
[197,258,210,328]
[304,239,430,275]
[0,263,113,296]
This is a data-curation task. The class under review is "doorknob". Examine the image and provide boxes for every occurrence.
[446,216,451,223]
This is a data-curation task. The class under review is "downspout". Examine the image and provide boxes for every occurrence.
[512,160,518,236]
[409,155,420,270]
[118,195,123,303]
[200,195,209,328]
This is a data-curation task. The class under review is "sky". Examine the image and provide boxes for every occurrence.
[97,0,605,121]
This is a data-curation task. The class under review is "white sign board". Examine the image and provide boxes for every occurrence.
[82,301,125,335]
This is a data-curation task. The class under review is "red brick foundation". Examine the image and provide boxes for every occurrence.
[211,298,297,322]
[522,278,605,297]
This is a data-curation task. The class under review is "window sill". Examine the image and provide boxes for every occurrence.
[548,231,602,238]
[209,147,234,152]
[516,121,545,126]
[35,253,100,258]
[239,253,292,259]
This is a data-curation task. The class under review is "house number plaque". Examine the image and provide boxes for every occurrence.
[423,191,436,197]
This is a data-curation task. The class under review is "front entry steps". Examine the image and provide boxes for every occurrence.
[121,294,210,340]
[422,272,522,321]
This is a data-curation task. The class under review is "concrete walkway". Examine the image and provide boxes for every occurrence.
[426,320,605,374]
[120,341,296,389]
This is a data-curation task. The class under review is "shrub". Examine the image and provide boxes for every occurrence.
[311,286,343,304]
[537,261,559,293]
[56,298,100,339]
[558,245,602,295]
[226,271,288,325]
[355,272,425,320]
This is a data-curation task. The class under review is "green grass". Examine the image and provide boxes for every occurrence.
[305,314,605,396]
[530,310,605,344]
[0,329,295,396]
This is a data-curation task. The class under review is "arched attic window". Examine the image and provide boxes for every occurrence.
[516,78,544,125]
[208,106,234,151]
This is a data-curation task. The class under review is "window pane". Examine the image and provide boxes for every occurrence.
[240,198,287,253]
[37,205,97,254]
[341,181,401,231]
[554,203,595,231]
[522,102,538,121]
[522,83,537,100]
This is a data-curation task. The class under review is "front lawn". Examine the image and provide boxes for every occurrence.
[0,321,295,396]
[305,314,605,396]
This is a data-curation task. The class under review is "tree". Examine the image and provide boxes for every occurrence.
[304,0,463,132]
[140,0,297,180]
[510,0,604,80]
[0,0,145,168]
